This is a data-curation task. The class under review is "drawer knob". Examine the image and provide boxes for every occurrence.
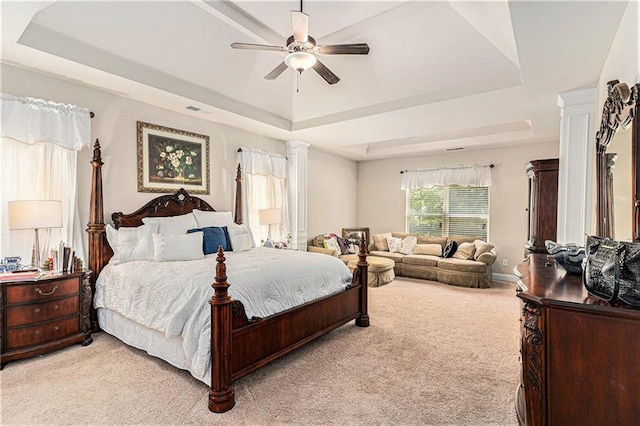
[53,305,59,310]
[34,307,41,313]
[53,326,59,332]
[35,330,41,336]
[34,285,58,296]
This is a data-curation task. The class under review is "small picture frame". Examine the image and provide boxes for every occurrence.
[137,121,210,194]
[342,227,370,248]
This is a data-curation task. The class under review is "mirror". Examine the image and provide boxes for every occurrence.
[595,80,639,241]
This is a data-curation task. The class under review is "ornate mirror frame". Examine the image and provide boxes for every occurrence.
[595,80,640,241]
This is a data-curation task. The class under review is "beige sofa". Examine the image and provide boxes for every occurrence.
[367,233,496,289]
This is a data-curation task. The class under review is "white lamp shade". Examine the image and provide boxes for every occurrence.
[8,200,63,230]
[285,51,317,72]
[258,208,281,225]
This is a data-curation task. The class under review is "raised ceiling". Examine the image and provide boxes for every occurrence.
[0,1,630,160]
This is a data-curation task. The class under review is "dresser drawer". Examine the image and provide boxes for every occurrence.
[5,278,79,304]
[6,316,80,350]
[6,296,80,327]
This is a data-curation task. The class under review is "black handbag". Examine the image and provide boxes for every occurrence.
[583,236,640,307]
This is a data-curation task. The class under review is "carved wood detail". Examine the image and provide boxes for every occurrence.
[522,302,544,425]
[81,272,94,346]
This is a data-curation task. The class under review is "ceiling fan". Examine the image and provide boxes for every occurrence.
[230,0,370,87]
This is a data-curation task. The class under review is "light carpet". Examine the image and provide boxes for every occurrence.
[0,278,520,425]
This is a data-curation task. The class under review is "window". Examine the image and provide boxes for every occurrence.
[406,186,489,239]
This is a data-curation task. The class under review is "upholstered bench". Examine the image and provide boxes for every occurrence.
[347,256,395,287]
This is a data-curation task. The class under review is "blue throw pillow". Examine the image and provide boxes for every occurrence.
[187,226,231,254]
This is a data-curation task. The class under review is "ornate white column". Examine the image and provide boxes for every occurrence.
[556,88,596,244]
[286,140,310,250]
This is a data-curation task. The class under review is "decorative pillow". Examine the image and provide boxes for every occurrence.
[373,233,392,251]
[413,243,442,256]
[473,240,495,260]
[323,237,342,256]
[337,236,356,255]
[227,223,253,252]
[152,232,204,261]
[399,236,417,255]
[188,226,231,254]
[192,210,234,228]
[442,240,458,258]
[386,236,402,253]
[142,213,198,235]
[452,242,476,260]
[106,223,159,265]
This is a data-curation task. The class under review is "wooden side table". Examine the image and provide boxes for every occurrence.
[0,270,93,369]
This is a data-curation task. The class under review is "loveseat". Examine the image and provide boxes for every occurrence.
[367,233,496,288]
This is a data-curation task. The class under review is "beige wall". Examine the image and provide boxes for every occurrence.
[357,142,559,276]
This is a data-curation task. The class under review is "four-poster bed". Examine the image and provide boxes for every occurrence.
[86,140,370,412]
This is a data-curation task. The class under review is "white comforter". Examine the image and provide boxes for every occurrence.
[94,247,353,378]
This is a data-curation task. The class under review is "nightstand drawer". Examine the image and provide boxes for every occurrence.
[6,316,80,350]
[6,296,80,327]
[6,278,78,304]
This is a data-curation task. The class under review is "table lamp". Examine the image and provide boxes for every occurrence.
[258,208,281,247]
[8,200,63,269]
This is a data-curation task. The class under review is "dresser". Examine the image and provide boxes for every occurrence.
[514,255,640,426]
[524,159,559,255]
[0,271,93,368]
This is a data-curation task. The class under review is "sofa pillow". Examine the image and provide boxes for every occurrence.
[453,242,476,260]
[337,236,356,255]
[473,240,495,259]
[227,223,254,251]
[413,243,442,256]
[142,213,198,235]
[442,240,458,258]
[152,232,205,261]
[188,226,231,254]
[373,233,392,251]
[386,236,403,253]
[400,236,418,255]
[192,210,234,228]
[106,223,159,265]
[323,237,342,256]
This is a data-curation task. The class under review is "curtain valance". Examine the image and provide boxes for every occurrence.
[237,147,287,178]
[1,93,91,151]
[401,165,493,189]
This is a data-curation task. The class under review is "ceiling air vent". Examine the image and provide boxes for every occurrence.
[445,147,464,152]
[185,105,201,112]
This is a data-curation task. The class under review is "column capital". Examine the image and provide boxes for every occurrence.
[557,87,596,109]
[286,140,310,153]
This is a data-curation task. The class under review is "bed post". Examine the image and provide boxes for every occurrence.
[209,247,235,413]
[234,163,243,225]
[86,139,106,333]
[355,239,370,327]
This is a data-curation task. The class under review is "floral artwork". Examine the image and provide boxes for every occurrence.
[137,121,210,194]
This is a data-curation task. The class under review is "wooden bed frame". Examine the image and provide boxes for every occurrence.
[86,140,370,412]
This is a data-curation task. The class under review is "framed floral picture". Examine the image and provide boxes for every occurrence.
[137,121,210,194]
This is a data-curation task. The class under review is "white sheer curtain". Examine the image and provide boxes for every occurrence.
[401,165,493,189]
[0,93,91,266]
[237,148,288,244]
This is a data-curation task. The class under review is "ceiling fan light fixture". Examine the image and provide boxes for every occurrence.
[285,51,316,72]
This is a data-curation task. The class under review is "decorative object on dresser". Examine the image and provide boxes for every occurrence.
[514,255,639,426]
[544,240,585,274]
[524,159,558,255]
[137,121,210,194]
[8,200,63,269]
[0,270,93,369]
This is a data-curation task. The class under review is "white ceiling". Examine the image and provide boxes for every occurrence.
[0,0,630,160]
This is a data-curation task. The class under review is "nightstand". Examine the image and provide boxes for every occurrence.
[0,270,93,369]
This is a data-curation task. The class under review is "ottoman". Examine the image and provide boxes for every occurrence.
[347,257,395,287]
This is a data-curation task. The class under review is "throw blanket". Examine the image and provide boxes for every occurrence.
[94,248,353,377]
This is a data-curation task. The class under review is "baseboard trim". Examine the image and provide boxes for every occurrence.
[493,272,518,283]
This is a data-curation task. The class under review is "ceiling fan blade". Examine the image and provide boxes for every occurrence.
[312,60,340,85]
[231,42,286,52]
[264,61,288,80]
[291,11,309,43]
[319,43,370,55]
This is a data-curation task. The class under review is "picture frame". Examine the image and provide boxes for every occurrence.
[342,227,370,248]
[137,121,210,194]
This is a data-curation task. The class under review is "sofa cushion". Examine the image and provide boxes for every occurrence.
[417,236,447,250]
[413,243,442,256]
[402,254,440,267]
[437,258,489,274]
[369,251,404,263]
[443,240,458,258]
[400,236,417,254]
[447,235,478,246]
[452,242,476,260]
[391,232,417,239]
[373,233,392,251]
[473,240,495,259]
[476,250,497,265]
[386,236,403,253]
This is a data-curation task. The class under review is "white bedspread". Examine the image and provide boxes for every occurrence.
[93,248,353,378]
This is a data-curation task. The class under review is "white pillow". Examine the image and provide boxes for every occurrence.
[227,223,253,252]
[142,213,198,235]
[106,223,159,265]
[192,210,234,228]
[152,232,205,261]
[386,236,402,253]
[400,236,417,255]
[323,236,342,256]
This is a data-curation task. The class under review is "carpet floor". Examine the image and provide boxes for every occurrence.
[0,278,520,425]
